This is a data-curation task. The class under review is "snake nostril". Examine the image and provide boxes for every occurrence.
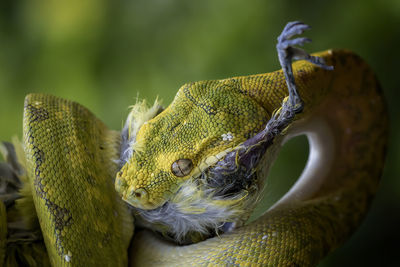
[130,188,148,202]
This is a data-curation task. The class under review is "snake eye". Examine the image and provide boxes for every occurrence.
[171,159,193,177]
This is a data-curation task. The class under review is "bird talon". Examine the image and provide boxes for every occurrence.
[276,21,333,110]
[278,21,311,43]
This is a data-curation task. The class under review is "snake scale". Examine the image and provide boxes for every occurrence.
[0,22,388,266]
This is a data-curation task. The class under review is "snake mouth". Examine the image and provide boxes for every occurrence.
[115,170,163,210]
[122,187,158,210]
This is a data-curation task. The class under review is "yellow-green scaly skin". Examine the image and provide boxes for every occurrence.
[116,67,273,209]
[1,49,388,266]
[126,50,387,265]
[22,95,134,266]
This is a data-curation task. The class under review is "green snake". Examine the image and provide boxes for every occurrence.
[0,22,388,266]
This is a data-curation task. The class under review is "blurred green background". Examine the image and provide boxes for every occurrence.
[0,0,399,266]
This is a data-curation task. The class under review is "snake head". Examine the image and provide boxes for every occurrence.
[115,149,195,210]
[114,78,301,243]
[115,22,335,243]
[115,80,270,211]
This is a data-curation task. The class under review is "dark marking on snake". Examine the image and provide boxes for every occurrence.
[25,104,49,122]
[27,109,72,257]
[170,122,181,132]
[85,175,96,186]
[48,202,73,231]
[183,85,217,115]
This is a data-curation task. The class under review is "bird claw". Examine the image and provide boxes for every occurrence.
[276,21,333,111]
[277,21,333,70]
[277,21,311,45]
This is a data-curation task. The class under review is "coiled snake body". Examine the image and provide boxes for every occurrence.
[0,22,388,266]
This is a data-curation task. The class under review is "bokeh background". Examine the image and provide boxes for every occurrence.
[0,0,399,266]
